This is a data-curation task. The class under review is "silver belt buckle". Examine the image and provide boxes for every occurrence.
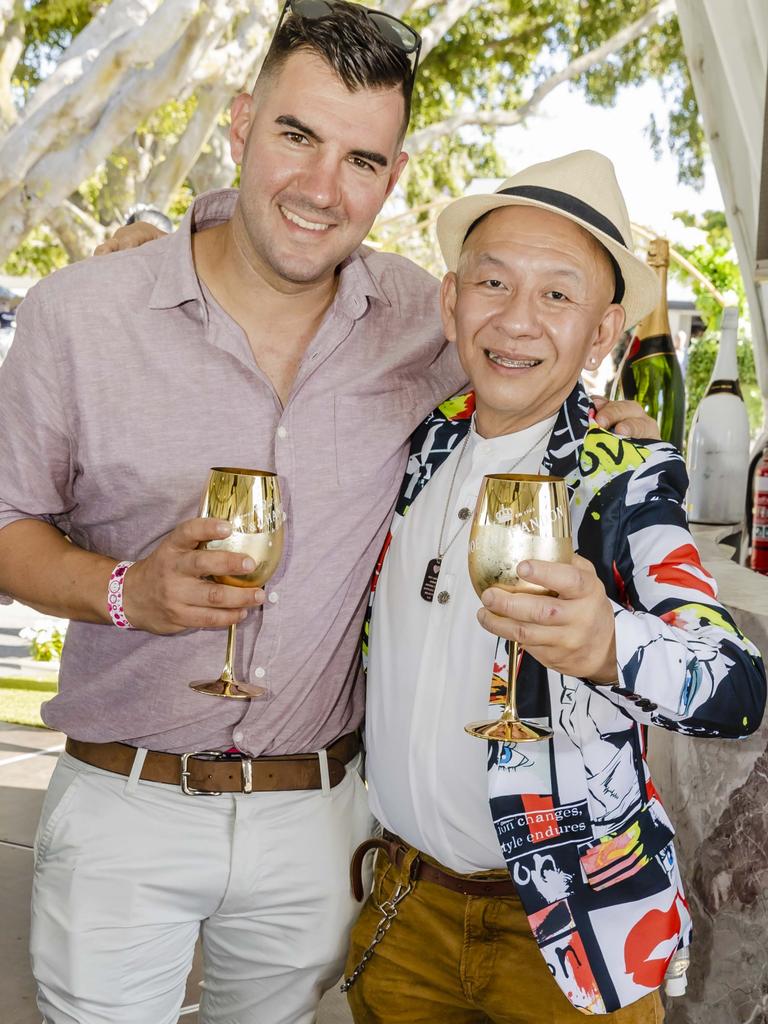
[180,751,254,796]
[180,750,225,796]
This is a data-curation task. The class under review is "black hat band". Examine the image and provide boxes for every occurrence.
[498,185,627,247]
[494,184,627,306]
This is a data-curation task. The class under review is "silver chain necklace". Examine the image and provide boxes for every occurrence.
[420,421,553,602]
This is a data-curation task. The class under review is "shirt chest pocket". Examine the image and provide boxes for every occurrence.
[334,388,420,489]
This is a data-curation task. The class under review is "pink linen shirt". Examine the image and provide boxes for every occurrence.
[0,189,465,756]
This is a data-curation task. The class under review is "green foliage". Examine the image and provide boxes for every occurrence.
[1,224,67,277]
[167,184,195,221]
[76,164,109,214]
[0,676,58,692]
[0,686,47,727]
[15,0,108,94]
[138,96,198,144]
[0,676,58,727]
[671,209,745,329]
[6,0,704,275]
[575,4,704,186]
[21,624,66,662]
[384,0,702,260]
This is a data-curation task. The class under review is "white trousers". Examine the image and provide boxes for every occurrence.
[30,749,373,1024]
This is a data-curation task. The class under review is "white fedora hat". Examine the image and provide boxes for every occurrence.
[436,150,659,330]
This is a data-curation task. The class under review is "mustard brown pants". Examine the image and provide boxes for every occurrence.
[344,847,665,1024]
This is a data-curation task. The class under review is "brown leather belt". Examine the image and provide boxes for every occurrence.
[65,732,360,795]
[350,832,519,902]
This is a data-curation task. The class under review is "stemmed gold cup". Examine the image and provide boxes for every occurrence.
[466,474,572,742]
[189,468,284,700]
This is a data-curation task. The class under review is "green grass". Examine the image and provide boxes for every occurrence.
[0,676,57,728]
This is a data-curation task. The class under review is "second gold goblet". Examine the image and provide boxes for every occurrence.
[466,473,572,742]
[189,467,284,700]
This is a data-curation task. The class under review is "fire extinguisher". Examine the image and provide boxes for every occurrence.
[751,447,768,574]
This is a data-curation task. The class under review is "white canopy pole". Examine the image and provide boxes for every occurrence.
[676,0,768,419]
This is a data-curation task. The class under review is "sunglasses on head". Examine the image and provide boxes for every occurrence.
[272,0,422,85]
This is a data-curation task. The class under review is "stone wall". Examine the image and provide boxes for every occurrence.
[649,529,768,1024]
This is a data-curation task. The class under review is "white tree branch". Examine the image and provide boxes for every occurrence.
[418,0,476,59]
[0,1,247,260]
[0,26,23,130]
[407,0,676,154]
[140,84,233,208]
[191,5,274,90]
[0,0,18,38]
[188,123,237,194]
[47,200,106,261]
[377,0,417,21]
[22,0,162,120]
[138,4,273,208]
[0,0,205,200]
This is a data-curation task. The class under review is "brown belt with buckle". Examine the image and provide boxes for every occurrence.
[65,732,360,795]
[350,831,518,902]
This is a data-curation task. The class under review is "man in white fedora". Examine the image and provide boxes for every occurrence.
[343,150,766,1021]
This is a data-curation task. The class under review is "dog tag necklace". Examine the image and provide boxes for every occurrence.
[420,433,471,601]
[420,423,553,602]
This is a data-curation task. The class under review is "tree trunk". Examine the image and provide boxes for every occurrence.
[0,1,253,261]
[140,85,233,209]
[0,0,680,264]
[48,201,106,262]
[0,21,23,132]
[188,123,237,194]
[0,0,204,202]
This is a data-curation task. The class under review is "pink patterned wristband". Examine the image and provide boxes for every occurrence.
[107,561,135,630]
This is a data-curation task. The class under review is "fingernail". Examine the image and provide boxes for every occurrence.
[239,609,248,621]
[481,590,494,608]
[518,561,531,577]
[216,522,231,536]
[477,608,488,626]
[242,557,255,572]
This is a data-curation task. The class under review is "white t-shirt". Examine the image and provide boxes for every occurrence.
[366,414,557,872]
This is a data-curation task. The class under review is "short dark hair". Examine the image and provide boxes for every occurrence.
[258,0,415,135]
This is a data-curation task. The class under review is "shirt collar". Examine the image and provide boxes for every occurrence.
[148,189,391,320]
[332,245,391,321]
[148,189,238,312]
[468,410,558,451]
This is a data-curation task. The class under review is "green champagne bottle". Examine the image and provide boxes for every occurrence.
[615,238,685,448]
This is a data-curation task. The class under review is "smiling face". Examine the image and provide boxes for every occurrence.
[440,205,626,438]
[228,51,408,292]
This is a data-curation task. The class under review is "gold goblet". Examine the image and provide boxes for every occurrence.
[465,474,572,742]
[190,468,284,700]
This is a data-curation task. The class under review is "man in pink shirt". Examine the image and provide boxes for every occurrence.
[0,3,652,1022]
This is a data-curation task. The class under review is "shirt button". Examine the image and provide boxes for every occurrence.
[233,729,244,744]
[437,591,451,604]
[268,592,279,604]
[277,426,288,439]
[254,667,266,679]
[458,507,472,521]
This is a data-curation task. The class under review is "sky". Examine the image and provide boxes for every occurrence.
[487,77,726,302]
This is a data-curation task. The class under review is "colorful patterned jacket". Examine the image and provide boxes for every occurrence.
[364,382,766,1014]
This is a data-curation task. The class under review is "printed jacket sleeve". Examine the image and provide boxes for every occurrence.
[601,442,766,738]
